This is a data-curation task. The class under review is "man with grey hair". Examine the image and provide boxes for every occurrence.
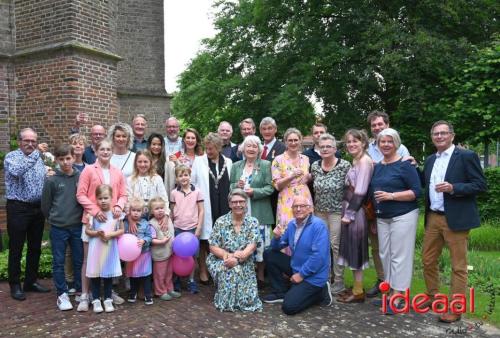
[5,128,51,300]
[218,121,236,158]
[164,116,183,161]
[230,118,256,162]
[259,117,286,162]
[70,113,106,164]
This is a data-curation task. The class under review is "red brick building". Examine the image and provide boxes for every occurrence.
[0,0,170,230]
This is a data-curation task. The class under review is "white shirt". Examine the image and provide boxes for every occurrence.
[111,151,136,179]
[263,138,277,154]
[429,144,455,212]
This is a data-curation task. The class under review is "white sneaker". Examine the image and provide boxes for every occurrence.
[68,288,77,296]
[57,293,73,311]
[77,294,89,312]
[111,290,125,305]
[92,299,103,313]
[103,298,115,313]
[331,281,346,295]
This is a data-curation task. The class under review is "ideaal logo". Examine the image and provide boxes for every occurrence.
[379,282,475,314]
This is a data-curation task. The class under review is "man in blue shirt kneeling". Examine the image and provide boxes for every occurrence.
[263,196,332,315]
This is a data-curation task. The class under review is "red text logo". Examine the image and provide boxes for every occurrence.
[379,282,475,315]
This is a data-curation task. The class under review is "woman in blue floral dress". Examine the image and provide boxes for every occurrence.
[206,189,263,312]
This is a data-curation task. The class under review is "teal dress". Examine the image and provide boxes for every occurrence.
[206,212,263,312]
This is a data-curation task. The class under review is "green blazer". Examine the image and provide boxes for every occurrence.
[230,159,275,225]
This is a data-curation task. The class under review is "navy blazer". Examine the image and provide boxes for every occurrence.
[264,140,286,162]
[423,146,487,231]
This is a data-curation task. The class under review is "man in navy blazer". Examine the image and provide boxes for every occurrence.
[422,120,487,323]
[259,117,286,162]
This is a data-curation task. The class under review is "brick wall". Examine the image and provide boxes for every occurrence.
[15,0,114,52]
[15,50,119,147]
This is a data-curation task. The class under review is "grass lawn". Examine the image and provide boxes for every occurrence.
[343,251,500,327]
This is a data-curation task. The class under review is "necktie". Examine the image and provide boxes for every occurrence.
[261,145,268,159]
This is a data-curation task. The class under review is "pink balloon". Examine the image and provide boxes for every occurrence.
[118,234,141,262]
[172,255,195,277]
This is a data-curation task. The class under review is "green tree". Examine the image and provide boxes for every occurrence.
[431,36,499,156]
[173,0,499,149]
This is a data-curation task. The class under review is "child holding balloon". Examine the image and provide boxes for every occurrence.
[149,197,181,300]
[85,184,124,313]
[170,165,204,293]
[123,197,153,305]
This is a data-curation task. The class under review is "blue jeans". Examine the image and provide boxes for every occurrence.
[264,249,327,315]
[50,225,83,295]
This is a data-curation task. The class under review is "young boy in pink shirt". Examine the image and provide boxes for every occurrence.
[170,165,204,293]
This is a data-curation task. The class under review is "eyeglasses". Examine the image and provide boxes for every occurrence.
[287,139,300,143]
[319,145,334,150]
[431,131,452,137]
[91,133,105,137]
[230,200,246,205]
[292,204,310,210]
[22,139,37,144]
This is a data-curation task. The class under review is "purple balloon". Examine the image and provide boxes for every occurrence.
[172,232,199,257]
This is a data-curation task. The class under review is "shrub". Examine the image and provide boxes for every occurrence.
[0,242,53,280]
[478,167,500,222]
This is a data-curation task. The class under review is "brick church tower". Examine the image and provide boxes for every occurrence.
[0,0,170,152]
[0,0,170,229]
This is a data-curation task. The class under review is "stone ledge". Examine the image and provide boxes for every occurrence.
[11,41,123,61]
[117,88,172,98]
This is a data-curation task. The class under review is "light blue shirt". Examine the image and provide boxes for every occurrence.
[368,141,410,163]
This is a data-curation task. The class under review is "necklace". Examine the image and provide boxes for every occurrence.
[209,156,227,189]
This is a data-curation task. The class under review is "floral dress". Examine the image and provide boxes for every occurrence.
[271,152,312,229]
[206,212,263,312]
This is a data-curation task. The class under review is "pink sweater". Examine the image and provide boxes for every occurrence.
[76,161,128,222]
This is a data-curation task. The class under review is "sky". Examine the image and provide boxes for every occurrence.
[164,0,216,94]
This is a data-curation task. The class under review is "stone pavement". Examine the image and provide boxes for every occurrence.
[0,280,498,338]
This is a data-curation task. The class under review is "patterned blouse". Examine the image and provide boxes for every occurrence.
[4,149,46,203]
[311,159,351,213]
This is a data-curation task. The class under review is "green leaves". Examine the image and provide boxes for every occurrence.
[173,0,499,151]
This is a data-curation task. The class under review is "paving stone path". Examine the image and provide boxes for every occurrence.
[0,280,498,337]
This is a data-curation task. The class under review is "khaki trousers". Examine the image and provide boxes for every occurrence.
[315,211,343,282]
[422,212,469,296]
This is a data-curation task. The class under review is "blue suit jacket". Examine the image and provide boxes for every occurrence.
[423,146,487,231]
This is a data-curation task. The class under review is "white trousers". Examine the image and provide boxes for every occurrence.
[377,208,419,291]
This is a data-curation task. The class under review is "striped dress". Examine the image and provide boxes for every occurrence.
[86,211,122,278]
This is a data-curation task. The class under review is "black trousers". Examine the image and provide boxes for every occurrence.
[130,275,152,298]
[264,249,327,315]
[7,200,45,286]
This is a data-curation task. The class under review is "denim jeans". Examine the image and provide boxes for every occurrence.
[50,225,83,295]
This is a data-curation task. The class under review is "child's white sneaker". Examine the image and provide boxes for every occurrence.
[57,293,73,311]
[103,298,115,312]
[77,293,89,312]
[111,290,125,305]
[92,299,103,313]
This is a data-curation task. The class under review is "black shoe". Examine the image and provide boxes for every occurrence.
[23,282,51,293]
[10,284,26,301]
[366,279,383,298]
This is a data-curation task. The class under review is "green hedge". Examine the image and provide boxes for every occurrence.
[478,167,500,222]
[0,244,53,281]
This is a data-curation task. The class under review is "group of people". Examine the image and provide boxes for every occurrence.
[5,112,486,323]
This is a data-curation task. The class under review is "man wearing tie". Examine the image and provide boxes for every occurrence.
[422,120,487,323]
